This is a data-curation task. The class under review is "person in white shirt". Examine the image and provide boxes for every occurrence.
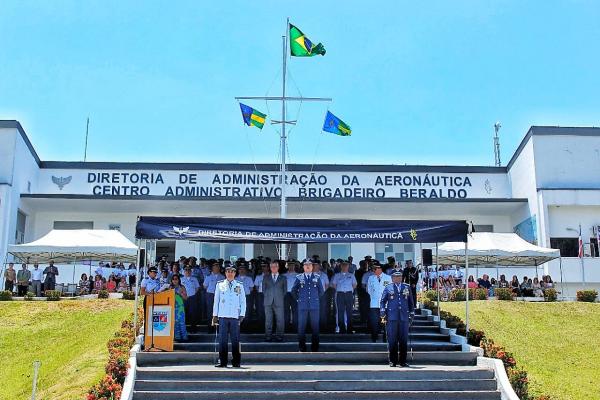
[212,265,246,368]
[31,264,43,296]
[367,264,392,342]
[203,262,225,333]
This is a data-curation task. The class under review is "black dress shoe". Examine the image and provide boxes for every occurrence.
[389,362,397,367]
[265,337,273,342]
[232,364,241,368]
[399,363,409,367]
[214,364,227,368]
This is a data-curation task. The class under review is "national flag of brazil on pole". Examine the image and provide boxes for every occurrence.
[239,103,267,129]
[323,111,351,136]
[289,23,326,57]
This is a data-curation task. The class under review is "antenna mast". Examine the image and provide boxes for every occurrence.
[494,122,501,167]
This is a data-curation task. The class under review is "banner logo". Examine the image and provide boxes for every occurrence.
[410,229,418,241]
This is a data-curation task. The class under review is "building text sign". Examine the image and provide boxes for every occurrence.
[38,169,510,200]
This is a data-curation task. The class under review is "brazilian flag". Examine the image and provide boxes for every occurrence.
[239,103,267,129]
[323,111,351,136]
[289,23,326,57]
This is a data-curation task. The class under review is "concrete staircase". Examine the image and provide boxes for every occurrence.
[131,311,501,399]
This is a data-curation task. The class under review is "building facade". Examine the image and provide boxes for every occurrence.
[1,120,599,293]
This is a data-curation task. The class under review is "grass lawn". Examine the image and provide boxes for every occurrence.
[0,300,134,400]
[441,301,600,400]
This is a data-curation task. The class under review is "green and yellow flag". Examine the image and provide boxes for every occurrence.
[289,23,326,57]
[239,103,267,129]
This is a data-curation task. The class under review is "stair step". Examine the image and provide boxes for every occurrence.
[134,378,498,391]
[136,366,496,381]
[183,332,450,342]
[173,341,462,352]
[136,351,478,366]
[132,390,501,400]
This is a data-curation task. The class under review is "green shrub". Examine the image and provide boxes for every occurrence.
[98,290,109,299]
[471,288,488,300]
[121,291,135,300]
[423,290,438,302]
[576,290,598,302]
[24,291,35,301]
[449,288,465,301]
[44,290,61,301]
[495,288,514,301]
[543,288,557,302]
[0,290,13,301]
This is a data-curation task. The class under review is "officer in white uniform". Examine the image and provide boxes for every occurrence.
[367,264,392,342]
[212,265,246,368]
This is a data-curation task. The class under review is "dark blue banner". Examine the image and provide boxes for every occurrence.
[136,217,467,243]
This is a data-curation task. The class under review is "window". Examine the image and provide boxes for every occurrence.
[15,210,26,244]
[53,221,94,230]
[474,225,494,233]
[200,243,220,259]
[330,243,351,260]
[591,238,599,258]
[375,243,414,264]
[550,238,578,257]
[224,244,244,261]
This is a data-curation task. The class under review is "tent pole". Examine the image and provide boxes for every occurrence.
[435,243,440,319]
[558,256,565,300]
[465,241,470,334]
[133,239,144,336]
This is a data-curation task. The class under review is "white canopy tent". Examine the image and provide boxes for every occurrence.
[435,232,560,266]
[7,229,138,263]
[432,232,561,333]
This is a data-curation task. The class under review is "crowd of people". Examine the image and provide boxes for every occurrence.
[77,262,137,295]
[2,261,59,296]
[139,254,420,343]
[423,265,555,299]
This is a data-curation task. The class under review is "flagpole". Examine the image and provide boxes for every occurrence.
[280,18,289,261]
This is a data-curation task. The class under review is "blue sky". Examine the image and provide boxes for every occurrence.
[1,1,599,166]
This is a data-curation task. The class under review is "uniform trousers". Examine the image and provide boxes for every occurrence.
[218,317,241,366]
[369,308,384,342]
[184,293,200,330]
[386,319,409,365]
[206,293,215,332]
[284,292,298,332]
[298,308,320,351]
[336,292,354,333]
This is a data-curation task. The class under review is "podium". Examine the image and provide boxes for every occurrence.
[144,289,175,351]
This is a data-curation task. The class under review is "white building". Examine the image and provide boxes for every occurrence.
[1,120,599,294]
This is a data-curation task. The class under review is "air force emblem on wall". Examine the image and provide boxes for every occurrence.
[484,179,493,195]
[52,176,72,190]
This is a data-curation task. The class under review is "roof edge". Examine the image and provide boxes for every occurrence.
[0,120,41,166]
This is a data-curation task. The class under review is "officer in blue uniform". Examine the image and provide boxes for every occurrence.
[212,265,246,368]
[380,271,414,367]
[292,260,324,352]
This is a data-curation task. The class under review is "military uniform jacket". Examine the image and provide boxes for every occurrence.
[367,273,392,308]
[379,283,414,321]
[213,279,246,319]
[292,273,324,310]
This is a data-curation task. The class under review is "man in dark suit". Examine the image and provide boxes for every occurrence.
[263,260,287,342]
